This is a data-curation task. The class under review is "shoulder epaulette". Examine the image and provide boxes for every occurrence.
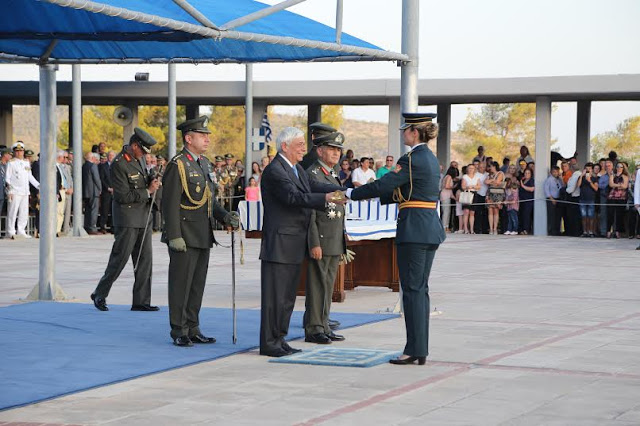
[170,153,184,164]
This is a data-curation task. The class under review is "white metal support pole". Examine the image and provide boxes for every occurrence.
[244,63,253,186]
[29,64,66,300]
[168,63,177,159]
[71,64,86,237]
[400,0,419,155]
[534,96,551,236]
[335,0,343,44]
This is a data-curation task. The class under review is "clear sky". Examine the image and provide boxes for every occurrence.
[1,0,639,156]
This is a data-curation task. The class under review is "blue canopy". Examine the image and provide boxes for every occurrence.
[0,0,400,64]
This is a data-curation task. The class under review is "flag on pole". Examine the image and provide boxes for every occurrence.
[260,112,272,143]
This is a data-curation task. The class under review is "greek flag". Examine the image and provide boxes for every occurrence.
[261,113,272,143]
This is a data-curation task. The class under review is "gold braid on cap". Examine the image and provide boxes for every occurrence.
[392,151,414,203]
[177,158,212,216]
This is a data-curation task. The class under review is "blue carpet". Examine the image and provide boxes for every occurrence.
[270,347,401,367]
[0,302,397,411]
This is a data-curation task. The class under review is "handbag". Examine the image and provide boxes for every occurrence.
[459,190,474,205]
[607,187,627,201]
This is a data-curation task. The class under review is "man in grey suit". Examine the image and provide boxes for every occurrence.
[304,132,348,344]
[82,152,102,235]
[61,150,74,235]
[91,129,160,312]
[259,127,346,357]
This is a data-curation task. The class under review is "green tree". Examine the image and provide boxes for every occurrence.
[207,106,246,161]
[591,116,640,167]
[457,103,539,164]
[321,105,344,131]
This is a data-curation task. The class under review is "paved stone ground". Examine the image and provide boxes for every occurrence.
[0,232,639,425]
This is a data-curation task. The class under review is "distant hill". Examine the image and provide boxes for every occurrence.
[10,105,466,164]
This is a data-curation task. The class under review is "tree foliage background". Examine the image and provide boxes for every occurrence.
[591,116,640,168]
[457,103,541,164]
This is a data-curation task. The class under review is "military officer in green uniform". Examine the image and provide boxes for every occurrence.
[347,112,445,365]
[220,153,239,211]
[91,128,161,312]
[162,116,240,347]
[299,122,337,170]
[304,132,348,344]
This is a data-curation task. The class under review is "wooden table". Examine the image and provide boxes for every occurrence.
[244,229,400,303]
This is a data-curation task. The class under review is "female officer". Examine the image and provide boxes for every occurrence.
[347,112,445,365]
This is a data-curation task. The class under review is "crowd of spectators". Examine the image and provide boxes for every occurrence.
[440,145,640,239]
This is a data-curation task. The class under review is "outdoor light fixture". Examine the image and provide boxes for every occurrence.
[135,72,149,81]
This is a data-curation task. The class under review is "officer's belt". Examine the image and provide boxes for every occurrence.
[398,201,438,210]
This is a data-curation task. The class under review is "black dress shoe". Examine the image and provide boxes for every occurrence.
[260,348,290,357]
[326,331,345,342]
[389,356,426,365]
[131,304,160,311]
[90,293,108,311]
[328,318,341,330]
[173,336,193,347]
[305,333,332,344]
[190,333,216,344]
[282,342,302,354]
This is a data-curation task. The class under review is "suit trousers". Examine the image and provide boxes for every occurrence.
[56,190,66,233]
[547,200,561,236]
[260,261,302,353]
[168,246,210,339]
[304,255,340,336]
[397,243,438,358]
[62,192,72,234]
[99,192,112,231]
[7,194,29,236]
[84,196,99,232]
[94,226,152,306]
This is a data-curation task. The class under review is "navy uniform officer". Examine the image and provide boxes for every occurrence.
[299,122,337,171]
[346,112,445,365]
[91,128,160,312]
[162,116,240,347]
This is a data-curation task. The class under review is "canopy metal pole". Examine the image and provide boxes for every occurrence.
[36,64,58,300]
[71,64,86,237]
[399,0,419,155]
[335,0,343,44]
[168,63,177,159]
[244,63,253,187]
[221,0,308,30]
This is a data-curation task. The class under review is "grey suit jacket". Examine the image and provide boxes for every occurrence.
[82,162,101,199]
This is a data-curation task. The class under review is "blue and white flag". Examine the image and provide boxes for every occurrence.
[260,112,272,143]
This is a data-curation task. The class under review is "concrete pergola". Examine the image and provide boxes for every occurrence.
[2,73,639,243]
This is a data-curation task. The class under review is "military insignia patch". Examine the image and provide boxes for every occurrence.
[327,210,337,219]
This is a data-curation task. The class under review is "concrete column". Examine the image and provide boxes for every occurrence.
[436,103,451,168]
[123,104,139,144]
[0,106,13,147]
[576,101,591,166]
[307,104,322,150]
[185,104,200,120]
[534,96,551,236]
[387,98,401,162]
